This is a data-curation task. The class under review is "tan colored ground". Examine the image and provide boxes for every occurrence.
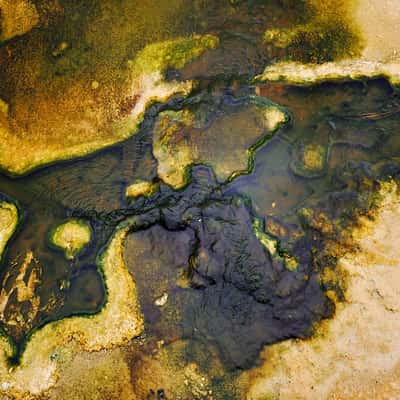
[242,182,400,400]
[37,339,223,400]
[129,340,223,400]
[47,349,136,400]
[50,219,91,259]
[259,0,400,86]
[353,0,400,62]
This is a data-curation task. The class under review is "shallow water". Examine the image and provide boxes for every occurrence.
[1,76,397,362]
[1,1,400,398]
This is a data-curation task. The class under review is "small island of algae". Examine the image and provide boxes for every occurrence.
[290,143,328,178]
[49,219,91,260]
[126,180,159,199]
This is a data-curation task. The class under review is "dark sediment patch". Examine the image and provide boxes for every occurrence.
[123,166,333,370]
[0,76,399,370]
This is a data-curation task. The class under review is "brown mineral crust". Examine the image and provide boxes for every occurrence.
[241,182,400,400]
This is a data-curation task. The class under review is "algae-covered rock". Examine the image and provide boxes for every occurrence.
[0,33,218,175]
[252,217,277,257]
[152,96,289,189]
[263,28,296,49]
[0,0,39,42]
[121,166,331,369]
[126,180,159,199]
[252,217,299,271]
[114,35,219,137]
[50,219,91,260]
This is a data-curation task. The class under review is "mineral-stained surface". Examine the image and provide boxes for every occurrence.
[0,1,218,175]
[242,183,400,400]
[152,96,289,188]
[0,219,143,396]
[0,0,400,399]
[258,0,400,86]
[257,60,400,87]
[123,166,333,368]
[0,32,218,175]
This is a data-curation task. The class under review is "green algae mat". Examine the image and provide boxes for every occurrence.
[0,1,400,398]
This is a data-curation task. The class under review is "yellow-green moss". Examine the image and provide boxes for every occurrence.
[283,255,299,272]
[302,144,325,171]
[289,17,361,63]
[50,220,91,260]
[252,217,298,272]
[0,0,39,42]
[152,109,196,189]
[290,143,328,178]
[129,34,219,76]
[0,100,8,117]
[0,34,218,176]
